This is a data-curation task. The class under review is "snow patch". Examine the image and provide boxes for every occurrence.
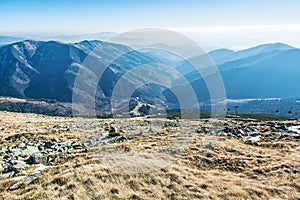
[23,41,37,57]
[226,98,281,104]
[33,164,50,174]
[11,176,27,181]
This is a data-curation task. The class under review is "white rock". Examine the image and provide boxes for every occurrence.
[288,125,300,133]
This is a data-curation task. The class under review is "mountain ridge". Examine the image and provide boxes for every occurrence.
[0,40,299,115]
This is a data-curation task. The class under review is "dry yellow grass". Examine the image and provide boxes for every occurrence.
[0,111,300,200]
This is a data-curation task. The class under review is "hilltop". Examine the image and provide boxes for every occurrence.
[0,111,299,199]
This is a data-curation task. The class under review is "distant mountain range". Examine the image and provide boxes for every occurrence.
[0,36,25,46]
[43,32,117,43]
[0,32,117,46]
[209,42,295,65]
[0,39,299,115]
[176,42,300,99]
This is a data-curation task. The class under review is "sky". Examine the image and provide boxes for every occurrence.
[1,0,300,50]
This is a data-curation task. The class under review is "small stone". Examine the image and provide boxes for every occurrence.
[18,143,26,148]
[280,124,288,131]
[110,188,119,194]
[203,128,209,134]
[44,141,55,148]
[38,145,44,151]
[109,126,117,133]
[278,134,289,140]
[267,122,276,127]
[72,143,83,149]
[293,135,300,140]
[205,142,215,150]
[138,130,144,136]
[237,129,245,136]
[221,132,228,136]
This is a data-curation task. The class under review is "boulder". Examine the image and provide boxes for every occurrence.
[24,146,39,155]
[28,153,48,164]
[0,171,14,179]
[6,160,27,173]
[10,173,41,190]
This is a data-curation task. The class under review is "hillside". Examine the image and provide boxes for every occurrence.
[0,40,170,106]
[0,41,300,117]
[176,44,300,100]
[0,112,299,199]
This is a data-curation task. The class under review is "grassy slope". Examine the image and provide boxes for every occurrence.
[0,112,299,199]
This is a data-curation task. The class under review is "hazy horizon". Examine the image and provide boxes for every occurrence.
[1,0,300,50]
[1,31,299,52]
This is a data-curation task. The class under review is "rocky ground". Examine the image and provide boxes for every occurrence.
[0,97,73,116]
[0,111,300,199]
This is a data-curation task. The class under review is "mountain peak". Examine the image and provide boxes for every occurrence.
[209,48,234,56]
[238,42,295,54]
[207,42,297,66]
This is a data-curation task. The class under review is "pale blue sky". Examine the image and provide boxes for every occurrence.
[1,0,300,49]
